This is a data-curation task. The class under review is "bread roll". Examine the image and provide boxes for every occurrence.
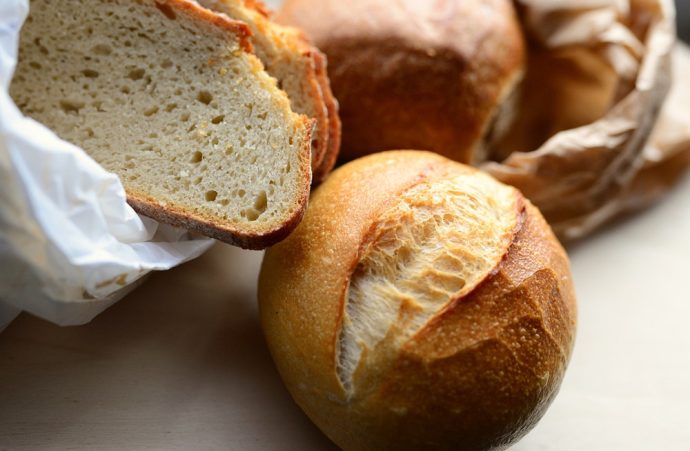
[259,151,577,450]
[276,0,526,165]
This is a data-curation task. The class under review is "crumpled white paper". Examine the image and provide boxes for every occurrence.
[0,0,215,330]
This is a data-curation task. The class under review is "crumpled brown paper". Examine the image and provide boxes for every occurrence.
[482,0,687,240]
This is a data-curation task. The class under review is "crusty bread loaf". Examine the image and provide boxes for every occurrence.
[276,0,525,165]
[198,0,341,183]
[10,0,313,249]
[259,151,577,450]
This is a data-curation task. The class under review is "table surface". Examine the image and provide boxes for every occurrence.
[2,172,689,451]
[2,1,690,449]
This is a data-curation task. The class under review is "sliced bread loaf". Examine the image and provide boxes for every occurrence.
[199,0,341,183]
[10,0,314,249]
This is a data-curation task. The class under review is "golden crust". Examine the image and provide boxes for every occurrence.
[259,151,576,450]
[276,0,525,165]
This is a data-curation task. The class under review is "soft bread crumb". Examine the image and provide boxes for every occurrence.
[337,172,519,394]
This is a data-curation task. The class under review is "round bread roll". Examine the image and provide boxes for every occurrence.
[259,151,577,451]
[276,0,526,165]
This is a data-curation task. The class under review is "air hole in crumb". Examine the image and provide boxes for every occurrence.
[127,68,146,80]
[121,85,131,94]
[205,190,218,202]
[180,112,190,122]
[92,44,112,55]
[245,209,260,221]
[257,112,267,120]
[197,90,213,105]
[29,61,42,70]
[155,2,177,20]
[193,177,203,185]
[225,145,234,156]
[220,199,230,206]
[211,137,219,145]
[82,69,99,78]
[238,190,246,198]
[165,103,177,112]
[211,115,225,125]
[191,151,203,163]
[289,137,294,145]
[254,191,268,213]
[161,59,173,69]
[144,106,159,117]
[33,37,49,55]
[59,99,84,114]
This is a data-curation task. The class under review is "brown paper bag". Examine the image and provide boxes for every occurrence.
[483,0,687,240]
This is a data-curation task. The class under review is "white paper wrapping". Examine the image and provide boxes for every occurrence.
[0,0,215,330]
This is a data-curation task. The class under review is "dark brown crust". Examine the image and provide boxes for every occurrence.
[311,50,342,184]
[167,0,254,53]
[126,114,313,250]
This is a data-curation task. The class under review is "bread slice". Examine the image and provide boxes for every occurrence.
[198,0,340,183]
[10,0,314,249]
